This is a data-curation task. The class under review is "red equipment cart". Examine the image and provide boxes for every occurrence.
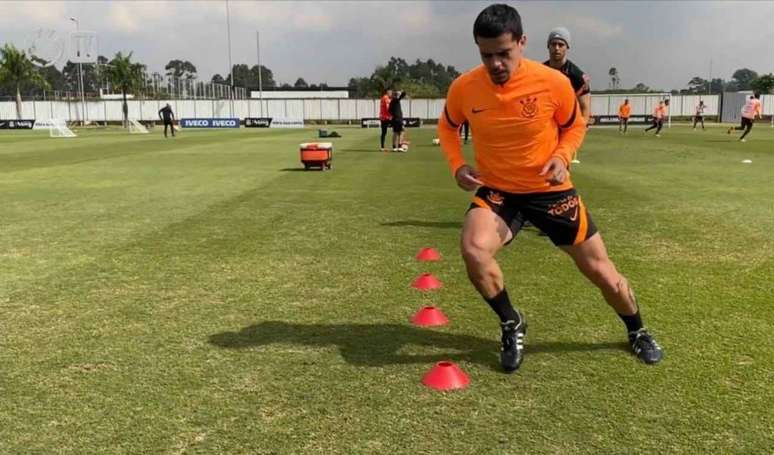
[299,142,333,170]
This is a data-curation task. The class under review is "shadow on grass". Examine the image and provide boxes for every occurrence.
[279,168,320,172]
[209,321,630,372]
[529,340,629,355]
[381,220,462,229]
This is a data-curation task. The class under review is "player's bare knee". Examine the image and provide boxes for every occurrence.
[597,269,630,298]
[461,236,494,267]
[582,257,616,291]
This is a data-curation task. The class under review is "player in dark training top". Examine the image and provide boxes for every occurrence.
[158,103,176,138]
[544,27,591,125]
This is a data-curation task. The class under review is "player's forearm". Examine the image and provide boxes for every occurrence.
[554,121,586,165]
[438,118,466,174]
[579,94,591,123]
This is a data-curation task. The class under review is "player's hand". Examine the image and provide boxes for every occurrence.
[540,157,568,185]
[454,165,484,191]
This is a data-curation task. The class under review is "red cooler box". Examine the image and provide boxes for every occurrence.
[299,142,333,170]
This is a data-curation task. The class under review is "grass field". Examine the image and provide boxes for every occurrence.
[1,123,773,454]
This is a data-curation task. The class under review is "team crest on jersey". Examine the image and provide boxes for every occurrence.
[486,190,505,206]
[519,96,539,118]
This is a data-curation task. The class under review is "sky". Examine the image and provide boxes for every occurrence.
[2,1,774,91]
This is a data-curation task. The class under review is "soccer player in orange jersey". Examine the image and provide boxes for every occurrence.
[438,4,662,373]
[645,100,668,137]
[618,99,631,134]
[728,93,762,142]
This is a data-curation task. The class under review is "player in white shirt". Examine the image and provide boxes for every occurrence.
[693,100,706,131]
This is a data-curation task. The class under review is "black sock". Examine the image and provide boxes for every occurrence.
[484,288,519,323]
[619,311,643,334]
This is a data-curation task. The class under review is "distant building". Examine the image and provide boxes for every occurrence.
[99,89,135,100]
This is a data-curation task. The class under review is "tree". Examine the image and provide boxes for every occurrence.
[353,57,460,98]
[687,76,708,94]
[146,71,165,97]
[221,64,276,91]
[731,68,758,91]
[280,82,291,89]
[251,65,275,89]
[347,77,371,97]
[164,59,197,80]
[632,82,650,93]
[751,73,774,94]
[225,63,250,88]
[709,78,727,94]
[211,74,226,84]
[164,59,197,96]
[0,44,49,118]
[61,56,107,94]
[396,79,441,98]
[369,66,396,94]
[294,77,308,88]
[37,65,67,92]
[724,80,739,92]
[608,67,620,90]
[61,61,80,91]
[101,52,145,127]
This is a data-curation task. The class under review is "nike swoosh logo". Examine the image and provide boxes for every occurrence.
[569,206,579,221]
[472,108,492,114]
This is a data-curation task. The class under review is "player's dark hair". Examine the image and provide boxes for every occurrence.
[754,93,760,99]
[473,4,523,43]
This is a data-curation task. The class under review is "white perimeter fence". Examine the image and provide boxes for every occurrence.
[1,94,772,122]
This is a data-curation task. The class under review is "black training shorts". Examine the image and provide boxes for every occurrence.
[468,186,597,246]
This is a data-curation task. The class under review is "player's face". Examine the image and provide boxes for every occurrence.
[548,39,568,62]
[476,33,526,85]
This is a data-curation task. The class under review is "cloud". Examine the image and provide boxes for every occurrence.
[1,1,773,90]
[107,3,141,33]
[572,16,624,40]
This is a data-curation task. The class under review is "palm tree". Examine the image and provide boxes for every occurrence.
[0,44,49,119]
[101,52,145,127]
[608,67,620,90]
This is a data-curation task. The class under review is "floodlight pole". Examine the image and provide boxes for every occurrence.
[256,31,263,116]
[70,17,86,126]
[225,0,234,117]
[708,59,712,96]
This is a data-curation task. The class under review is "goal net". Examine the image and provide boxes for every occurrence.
[129,119,149,134]
[49,119,77,138]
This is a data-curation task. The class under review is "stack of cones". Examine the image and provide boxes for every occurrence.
[409,247,469,390]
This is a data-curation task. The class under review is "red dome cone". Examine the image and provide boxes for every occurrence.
[411,273,442,290]
[411,306,449,327]
[416,247,441,262]
[422,361,470,390]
